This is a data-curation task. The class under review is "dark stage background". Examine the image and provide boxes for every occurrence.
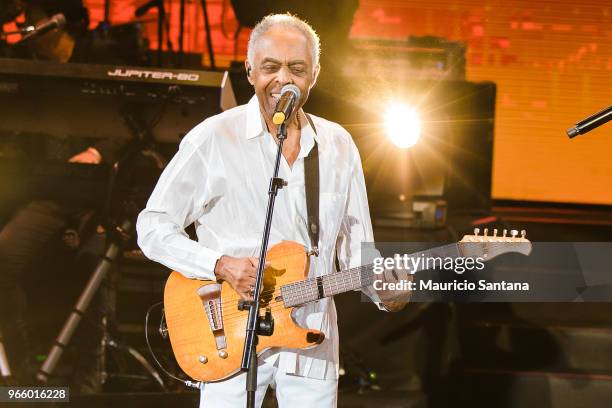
[1,1,612,408]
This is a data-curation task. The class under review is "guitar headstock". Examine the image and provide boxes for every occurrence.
[459,228,532,261]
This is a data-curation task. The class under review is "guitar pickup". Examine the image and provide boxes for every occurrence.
[197,284,227,351]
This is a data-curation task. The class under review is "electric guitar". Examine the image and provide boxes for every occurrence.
[163,229,532,382]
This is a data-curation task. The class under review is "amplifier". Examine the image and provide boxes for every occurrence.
[344,36,466,81]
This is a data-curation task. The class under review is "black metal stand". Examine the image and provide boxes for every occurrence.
[134,0,165,66]
[35,218,130,383]
[241,123,287,408]
[178,0,186,67]
[35,214,166,389]
[103,0,111,25]
[199,0,216,69]
[35,101,169,386]
[157,2,165,67]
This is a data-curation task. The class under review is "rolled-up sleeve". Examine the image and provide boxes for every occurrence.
[136,132,222,281]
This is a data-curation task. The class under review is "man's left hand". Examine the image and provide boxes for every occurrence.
[375,268,412,312]
[68,147,102,164]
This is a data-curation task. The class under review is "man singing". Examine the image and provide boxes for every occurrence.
[137,13,407,407]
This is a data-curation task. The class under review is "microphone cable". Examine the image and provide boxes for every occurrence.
[144,301,203,389]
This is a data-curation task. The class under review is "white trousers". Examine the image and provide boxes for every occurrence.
[199,358,338,408]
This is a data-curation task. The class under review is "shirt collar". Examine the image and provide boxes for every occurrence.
[246,95,266,140]
[298,122,315,159]
[244,94,322,152]
[298,112,324,155]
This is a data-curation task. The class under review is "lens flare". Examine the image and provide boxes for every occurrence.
[384,104,421,149]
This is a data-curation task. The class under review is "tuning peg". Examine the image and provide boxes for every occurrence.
[511,229,518,238]
[474,228,480,236]
[483,228,489,236]
[502,229,508,237]
[521,230,526,239]
[493,228,498,237]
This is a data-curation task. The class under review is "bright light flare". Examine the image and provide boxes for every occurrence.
[383,103,422,149]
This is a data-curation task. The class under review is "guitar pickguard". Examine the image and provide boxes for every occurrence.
[197,284,227,351]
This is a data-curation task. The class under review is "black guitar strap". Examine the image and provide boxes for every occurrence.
[304,113,319,257]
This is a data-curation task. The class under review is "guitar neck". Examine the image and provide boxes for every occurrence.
[280,243,461,307]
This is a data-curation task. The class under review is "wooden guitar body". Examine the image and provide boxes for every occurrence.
[163,241,324,382]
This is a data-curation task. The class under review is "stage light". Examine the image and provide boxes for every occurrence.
[383,103,421,149]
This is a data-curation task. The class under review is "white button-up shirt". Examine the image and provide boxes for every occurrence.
[136,95,380,380]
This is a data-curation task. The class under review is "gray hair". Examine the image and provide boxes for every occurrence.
[247,13,321,67]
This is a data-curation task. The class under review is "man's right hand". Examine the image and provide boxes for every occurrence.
[214,255,258,300]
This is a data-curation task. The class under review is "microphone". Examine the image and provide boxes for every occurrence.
[272,84,301,125]
[566,106,612,138]
[17,13,66,43]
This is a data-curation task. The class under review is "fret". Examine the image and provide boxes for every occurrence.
[328,273,336,297]
[322,274,333,297]
[282,254,406,306]
[318,265,369,298]
[277,238,527,308]
[281,279,319,307]
[280,243,461,308]
[280,252,419,307]
[332,272,341,294]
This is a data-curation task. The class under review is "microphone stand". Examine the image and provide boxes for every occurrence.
[104,0,111,26]
[241,121,287,408]
[157,1,165,67]
[199,0,216,69]
[0,27,35,39]
[134,0,165,66]
[178,0,185,67]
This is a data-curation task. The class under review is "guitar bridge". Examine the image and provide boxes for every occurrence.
[197,284,227,350]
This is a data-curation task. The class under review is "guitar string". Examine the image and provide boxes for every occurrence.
[210,262,372,310]
[214,241,464,314]
[216,272,351,322]
[216,265,370,322]
[182,242,521,329]
[196,241,522,318]
[170,242,520,333]
[219,269,363,324]
[216,240,518,312]
[215,266,374,325]
[240,242,508,318]
[214,274,351,323]
[207,243,468,323]
[181,242,526,335]
[217,269,364,315]
[219,270,366,324]
[217,240,511,308]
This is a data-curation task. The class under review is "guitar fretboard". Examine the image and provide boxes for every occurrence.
[280,243,461,307]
